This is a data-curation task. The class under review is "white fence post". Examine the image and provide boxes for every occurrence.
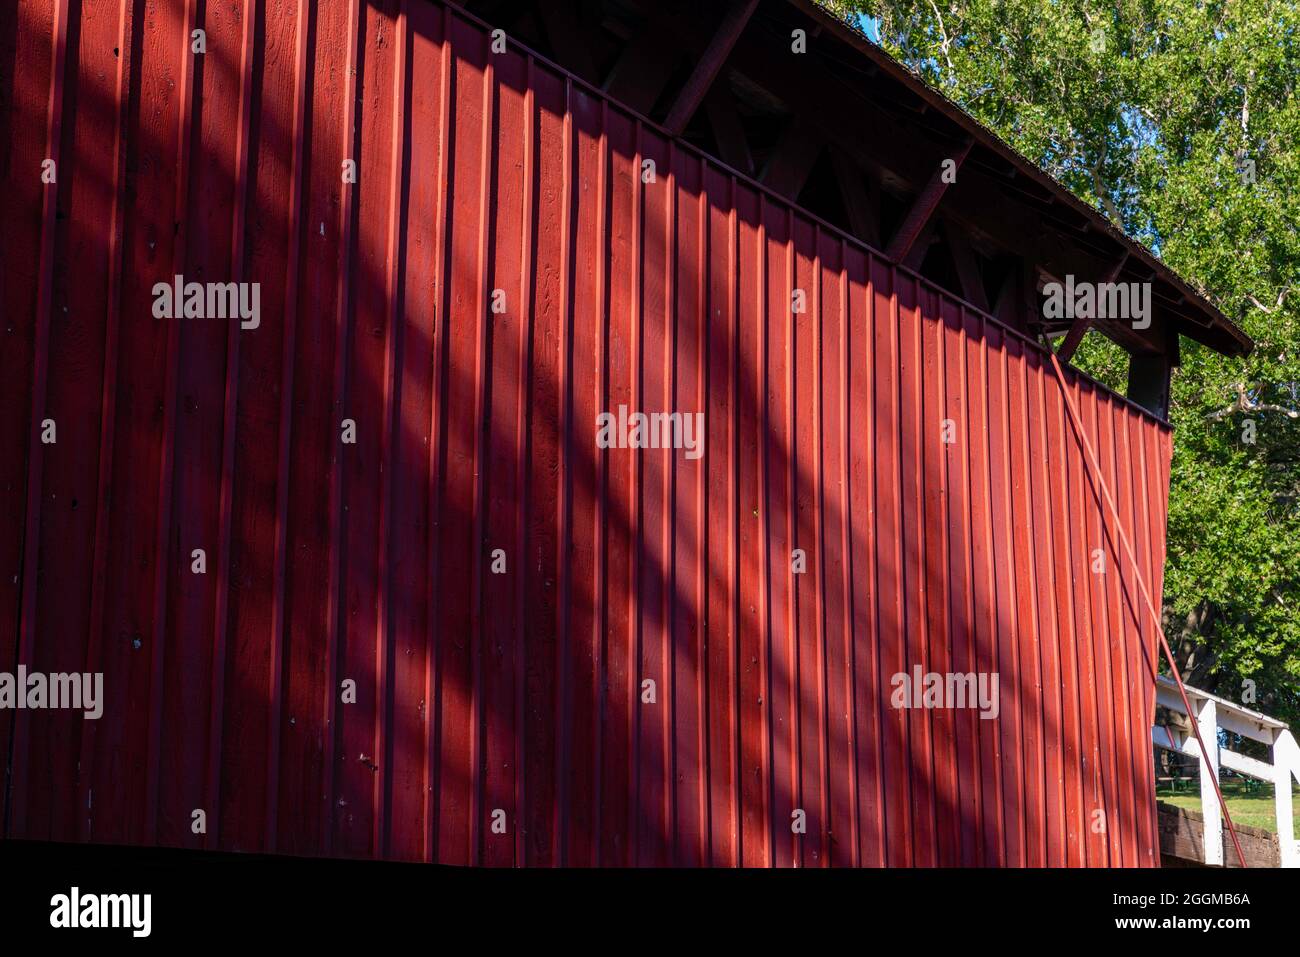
[1276,731,1299,868]
[1153,676,1296,866]
[1197,696,1223,865]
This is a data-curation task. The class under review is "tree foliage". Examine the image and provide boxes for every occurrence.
[829,0,1300,720]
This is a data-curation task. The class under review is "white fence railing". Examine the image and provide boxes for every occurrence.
[1152,675,1299,867]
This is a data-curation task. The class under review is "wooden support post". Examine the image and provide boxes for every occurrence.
[901,218,937,272]
[760,117,823,199]
[885,138,972,263]
[1104,250,1130,283]
[1197,696,1224,866]
[1024,262,1043,332]
[1055,313,1091,363]
[664,0,760,135]
[1126,350,1174,419]
[1057,252,1129,362]
[1276,731,1300,867]
[603,9,689,115]
[992,266,1021,329]
[990,260,1041,334]
[704,85,754,175]
[538,1,600,82]
[944,222,989,312]
[830,147,881,248]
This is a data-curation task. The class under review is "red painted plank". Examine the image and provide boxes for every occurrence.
[848,249,884,867]
[521,59,566,866]
[899,274,936,866]
[0,1,57,826]
[79,0,137,847]
[1129,410,1163,866]
[671,151,708,867]
[820,238,855,868]
[1096,392,1137,866]
[705,165,738,866]
[964,307,1003,866]
[221,0,300,857]
[943,296,980,865]
[600,105,637,867]
[158,0,248,851]
[985,323,1025,866]
[143,0,201,848]
[277,0,353,857]
[635,129,674,867]
[561,87,604,866]
[1067,381,1104,867]
[736,183,768,867]
[764,205,797,869]
[1048,369,1086,868]
[27,0,121,845]
[792,217,824,866]
[477,35,530,868]
[12,0,70,841]
[1080,386,1119,866]
[433,12,492,864]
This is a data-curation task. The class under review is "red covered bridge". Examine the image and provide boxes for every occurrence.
[1,0,1251,866]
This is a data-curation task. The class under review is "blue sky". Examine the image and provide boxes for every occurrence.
[859,13,882,42]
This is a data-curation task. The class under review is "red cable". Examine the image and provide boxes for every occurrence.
[1047,352,1247,868]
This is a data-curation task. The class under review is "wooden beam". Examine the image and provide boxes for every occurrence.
[1054,315,1091,364]
[760,117,823,199]
[538,0,600,82]
[829,146,880,248]
[949,171,1109,285]
[944,221,990,312]
[1021,261,1042,333]
[992,265,1024,330]
[703,85,754,175]
[1126,320,1180,417]
[728,23,952,164]
[945,170,1157,339]
[1102,251,1130,284]
[731,26,1157,333]
[664,0,760,135]
[885,138,972,263]
[725,17,1245,356]
[1127,351,1174,419]
[902,218,937,272]
[720,11,1237,356]
[1056,252,1128,363]
[603,7,688,115]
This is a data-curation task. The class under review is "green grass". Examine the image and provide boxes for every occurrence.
[1155,777,1300,840]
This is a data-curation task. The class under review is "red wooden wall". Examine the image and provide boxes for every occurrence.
[1,0,1171,865]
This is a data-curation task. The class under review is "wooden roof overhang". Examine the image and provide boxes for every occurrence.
[463,0,1254,381]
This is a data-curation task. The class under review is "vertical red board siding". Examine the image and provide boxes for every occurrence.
[23,0,108,845]
[3,0,1172,867]
[765,205,797,867]
[635,130,673,867]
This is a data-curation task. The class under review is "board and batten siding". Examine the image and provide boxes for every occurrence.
[1,0,1170,866]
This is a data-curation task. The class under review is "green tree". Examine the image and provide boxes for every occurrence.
[828,0,1300,721]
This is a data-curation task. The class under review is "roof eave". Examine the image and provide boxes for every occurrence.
[790,0,1254,358]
